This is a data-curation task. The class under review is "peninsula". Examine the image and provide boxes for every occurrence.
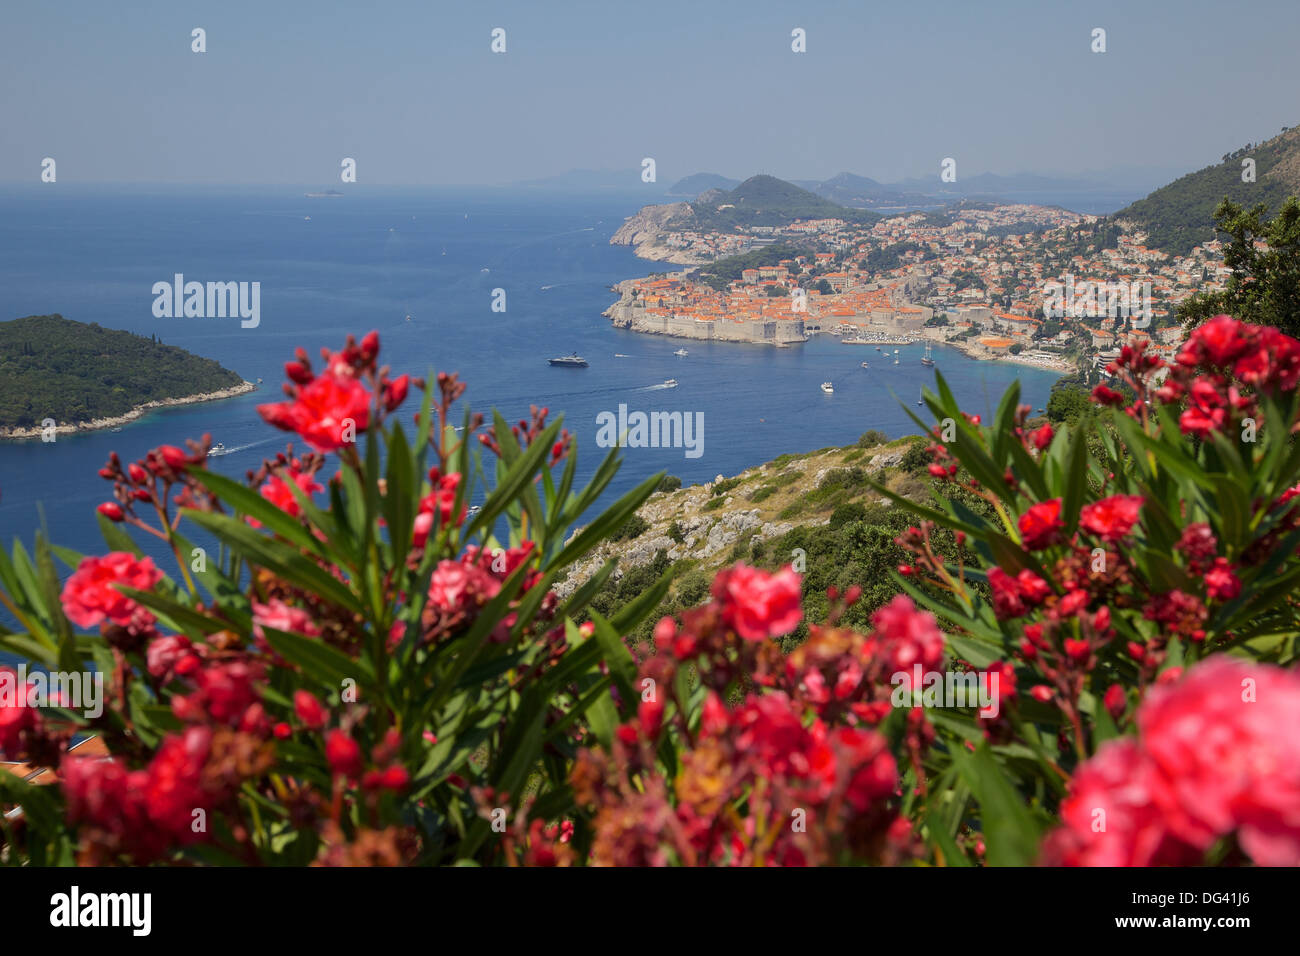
[605,150,1258,370]
[0,314,253,439]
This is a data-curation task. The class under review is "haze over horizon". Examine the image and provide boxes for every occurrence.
[1,0,1298,187]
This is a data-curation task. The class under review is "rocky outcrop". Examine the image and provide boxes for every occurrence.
[610,202,693,247]
[552,442,918,600]
[609,202,711,264]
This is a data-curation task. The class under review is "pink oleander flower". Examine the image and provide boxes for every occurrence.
[1018,498,1064,550]
[871,594,945,674]
[254,463,323,525]
[1079,494,1143,543]
[60,552,163,629]
[259,370,372,453]
[710,563,803,642]
[1043,658,1300,866]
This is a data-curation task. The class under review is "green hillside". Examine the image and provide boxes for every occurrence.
[1114,124,1300,254]
[690,174,879,229]
[0,314,244,429]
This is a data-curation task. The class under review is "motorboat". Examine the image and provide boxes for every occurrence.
[662,379,678,388]
[674,348,689,356]
[861,362,869,369]
[548,353,588,367]
[208,442,228,457]
[820,382,834,394]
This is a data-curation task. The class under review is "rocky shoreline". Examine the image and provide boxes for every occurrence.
[0,381,257,441]
[609,202,713,264]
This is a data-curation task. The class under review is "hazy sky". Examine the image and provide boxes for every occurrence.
[2,0,1297,185]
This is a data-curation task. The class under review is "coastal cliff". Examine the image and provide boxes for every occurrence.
[610,202,710,264]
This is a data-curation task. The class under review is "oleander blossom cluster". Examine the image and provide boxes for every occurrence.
[569,568,950,865]
[1043,657,1300,866]
[4,318,1299,867]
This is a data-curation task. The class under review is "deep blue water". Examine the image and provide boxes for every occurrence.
[0,184,1061,569]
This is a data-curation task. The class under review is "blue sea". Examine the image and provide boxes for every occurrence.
[0,184,1061,569]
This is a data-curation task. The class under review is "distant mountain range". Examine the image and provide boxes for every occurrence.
[538,124,1300,256]
[665,168,1182,213]
[665,173,741,196]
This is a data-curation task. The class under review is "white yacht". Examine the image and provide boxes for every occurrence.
[662,379,678,388]
[820,381,834,394]
[861,362,869,369]
[674,348,689,356]
[207,443,228,457]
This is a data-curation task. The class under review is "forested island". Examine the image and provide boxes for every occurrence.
[0,314,251,437]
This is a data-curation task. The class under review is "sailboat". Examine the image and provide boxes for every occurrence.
[921,343,935,367]
[917,387,924,406]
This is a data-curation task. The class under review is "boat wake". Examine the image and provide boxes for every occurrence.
[212,437,279,457]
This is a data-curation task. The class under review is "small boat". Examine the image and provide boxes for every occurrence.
[662,379,678,388]
[894,358,899,365]
[466,505,481,517]
[549,353,588,368]
[893,349,900,354]
[208,442,228,457]
[875,346,882,352]
[821,382,834,394]
[405,314,413,322]
[674,348,689,356]
[110,427,123,433]
[861,362,869,369]
[921,344,935,367]
[614,353,630,358]
[917,387,924,406]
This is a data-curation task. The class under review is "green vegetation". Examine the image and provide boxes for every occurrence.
[610,513,650,542]
[1114,125,1300,254]
[1045,383,1094,425]
[690,244,805,291]
[0,314,243,429]
[862,241,927,273]
[1179,197,1300,336]
[689,175,879,231]
[899,439,932,473]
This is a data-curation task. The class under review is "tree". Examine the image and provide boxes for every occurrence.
[1179,196,1300,336]
[1045,384,1092,425]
